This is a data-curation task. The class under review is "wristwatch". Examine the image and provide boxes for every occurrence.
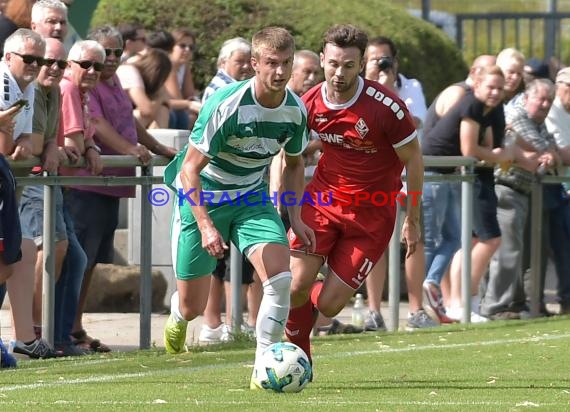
[86,144,101,154]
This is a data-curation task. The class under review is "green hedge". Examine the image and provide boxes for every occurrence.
[92,0,468,103]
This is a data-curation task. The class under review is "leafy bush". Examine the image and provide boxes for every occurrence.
[92,0,468,103]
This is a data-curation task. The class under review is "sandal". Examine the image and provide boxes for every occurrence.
[71,329,111,353]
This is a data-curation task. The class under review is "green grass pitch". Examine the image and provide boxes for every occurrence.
[1,316,570,411]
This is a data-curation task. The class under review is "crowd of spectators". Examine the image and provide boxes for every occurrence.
[1,0,569,369]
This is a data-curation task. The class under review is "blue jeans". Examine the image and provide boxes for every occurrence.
[20,185,67,244]
[168,109,189,130]
[422,175,462,286]
[53,207,87,347]
[543,184,570,304]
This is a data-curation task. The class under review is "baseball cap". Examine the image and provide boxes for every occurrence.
[524,58,550,79]
[555,67,570,84]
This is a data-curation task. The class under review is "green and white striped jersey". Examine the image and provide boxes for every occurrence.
[164,78,309,202]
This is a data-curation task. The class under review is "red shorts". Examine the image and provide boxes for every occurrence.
[289,192,396,290]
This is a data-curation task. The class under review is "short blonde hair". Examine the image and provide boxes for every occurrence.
[251,26,294,59]
[496,47,525,69]
[475,65,505,82]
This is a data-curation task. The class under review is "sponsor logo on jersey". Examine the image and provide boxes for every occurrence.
[318,131,377,152]
[232,141,265,152]
[318,132,344,144]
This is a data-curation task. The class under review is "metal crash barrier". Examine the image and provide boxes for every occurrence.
[10,155,169,349]
[7,149,560,348]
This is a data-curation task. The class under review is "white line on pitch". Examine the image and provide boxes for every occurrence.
[1,332,569,393]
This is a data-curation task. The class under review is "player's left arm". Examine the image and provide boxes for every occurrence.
[395,137,423,257]
[283,153,315,253]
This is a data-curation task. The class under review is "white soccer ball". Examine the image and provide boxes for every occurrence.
[254,342,312,393]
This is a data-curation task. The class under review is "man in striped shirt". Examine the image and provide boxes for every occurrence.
[163,27,315,389]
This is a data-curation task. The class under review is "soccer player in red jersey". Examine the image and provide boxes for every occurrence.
[285,24,424,366]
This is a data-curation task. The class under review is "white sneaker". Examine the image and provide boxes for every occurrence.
[198,324,232,343]
[446,307,489,323]
[469,312,489,323]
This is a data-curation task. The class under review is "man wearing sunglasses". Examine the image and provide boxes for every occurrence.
[58,39,104,174]
[1,29,45,160]
[55,40,107,354]
[13,38,85,358]
[62,25,177,354]
[117,22,146,63]
[0,29,56,360]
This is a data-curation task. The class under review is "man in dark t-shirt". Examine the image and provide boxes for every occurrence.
[422,65,512,322]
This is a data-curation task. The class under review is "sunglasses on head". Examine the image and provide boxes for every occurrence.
[43,58,68,69]
[12,52,45,66]
[104,48,123,58]
[72,60,104,71]
[177,43,195,51]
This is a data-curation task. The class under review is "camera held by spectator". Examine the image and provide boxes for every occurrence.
[377,56,393,71]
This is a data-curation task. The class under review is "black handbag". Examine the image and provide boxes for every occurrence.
[494,166,535,195]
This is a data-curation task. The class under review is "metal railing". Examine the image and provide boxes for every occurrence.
[390,156,477,328]
[7,152,557,347]
[9,155,169,349]
[455,12,570,62]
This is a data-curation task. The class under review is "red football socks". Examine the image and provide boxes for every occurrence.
[285,299,314,361]
[310,281,323,306]
[285,282,324,362]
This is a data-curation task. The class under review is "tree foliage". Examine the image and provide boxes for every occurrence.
[92,0,468,103]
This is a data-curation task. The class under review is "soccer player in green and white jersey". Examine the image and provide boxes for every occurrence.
[162,26,316,389]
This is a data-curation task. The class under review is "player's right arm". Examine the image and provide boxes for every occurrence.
[180,145,228,259]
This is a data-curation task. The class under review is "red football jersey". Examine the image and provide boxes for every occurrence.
[302,77,417,208]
